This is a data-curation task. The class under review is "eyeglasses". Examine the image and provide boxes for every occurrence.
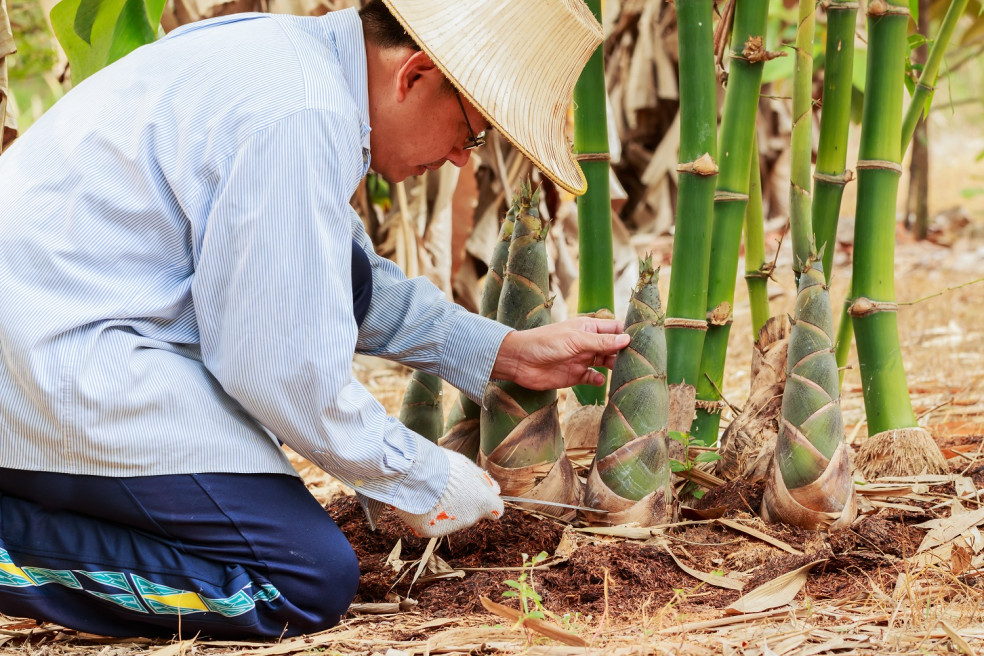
[454,89,486,150]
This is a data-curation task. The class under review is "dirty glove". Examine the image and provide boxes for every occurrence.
[393,449,504,538]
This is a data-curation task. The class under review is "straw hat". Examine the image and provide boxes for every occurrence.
[380,0,603,195]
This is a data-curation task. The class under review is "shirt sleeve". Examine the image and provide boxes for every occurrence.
[351,212,513,403]
[193,108,448,513]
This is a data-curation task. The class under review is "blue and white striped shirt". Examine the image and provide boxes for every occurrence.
[0,9,512,514]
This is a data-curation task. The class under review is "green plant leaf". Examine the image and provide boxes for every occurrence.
[669,459,687,473]
[501,590,518,598]
[695,451,722,463]
[50,0,166,84]
[903,73,916,96]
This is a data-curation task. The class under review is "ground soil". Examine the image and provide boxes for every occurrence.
[326,451,979,629]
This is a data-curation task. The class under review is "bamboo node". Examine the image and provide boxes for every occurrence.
[707,302,733,326]
[739,35,785,63]
[677,153,719,176]
[821,0,860,8]
[813,169,855,185]
[848,297,898,317]
[665,317,708,331]
[695,399,724,414]
[575,152,612,162]
[856,159,903,174]
[868,0,909,15]
[714,190,750,203]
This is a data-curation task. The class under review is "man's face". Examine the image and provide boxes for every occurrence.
[367,51,491,183]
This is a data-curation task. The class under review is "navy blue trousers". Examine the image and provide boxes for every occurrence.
[0,470,360,639]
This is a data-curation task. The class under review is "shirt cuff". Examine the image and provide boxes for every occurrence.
[440,313,514,403]
[388,432,451,514]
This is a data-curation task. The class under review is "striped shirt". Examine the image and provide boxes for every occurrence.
[0,9,512,514]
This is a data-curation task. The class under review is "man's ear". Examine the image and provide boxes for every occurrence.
[395,50,441,102]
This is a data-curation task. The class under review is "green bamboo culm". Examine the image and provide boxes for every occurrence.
[665,0,719,442]
[899,0,970,151]
[812,0,858,280]
[582,256,671,526]
[690,0,771,444]
[398,370,444,444]
[834,0,970,380]
[440,197,519,460]
[850,0,946,478]
[743,132,771,337]
[761,257,857,529]
[789,0,817,274]
[572,0,615,407]
[480,183,580,518]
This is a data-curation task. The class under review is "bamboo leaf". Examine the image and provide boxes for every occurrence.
[725,559,827,614]
[665,547,745,590]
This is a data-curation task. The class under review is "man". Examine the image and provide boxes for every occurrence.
[0,0,614,640]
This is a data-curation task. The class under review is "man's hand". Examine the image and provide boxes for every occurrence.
[393,450,504,538]
[490,316,630,390]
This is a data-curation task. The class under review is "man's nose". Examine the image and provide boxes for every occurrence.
[447,148,471,168]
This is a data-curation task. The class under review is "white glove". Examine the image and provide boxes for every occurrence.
[393,449,504,538]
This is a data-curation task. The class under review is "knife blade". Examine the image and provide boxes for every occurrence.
[499,495,608,514]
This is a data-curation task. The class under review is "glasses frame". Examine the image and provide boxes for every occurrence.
[454,90,487,151]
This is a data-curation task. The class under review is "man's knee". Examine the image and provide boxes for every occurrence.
[270,527,361,635]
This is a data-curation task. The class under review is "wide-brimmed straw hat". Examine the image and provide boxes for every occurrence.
[380,0,603,195]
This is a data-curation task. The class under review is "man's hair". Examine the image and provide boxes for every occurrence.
[360,0,420,51]
[359,0,456,95]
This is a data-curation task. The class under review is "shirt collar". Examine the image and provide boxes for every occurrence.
[319,8,372,153]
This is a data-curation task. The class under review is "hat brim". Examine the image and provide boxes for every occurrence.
[380,0,602,196]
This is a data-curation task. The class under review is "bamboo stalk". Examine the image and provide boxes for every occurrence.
[789,0,817,273]
[572,0,615,407]
[850,0,946,478]
[812,0,859,279]
[690,0,771,444]
[834,0,967,378]
[743,131,771,337]
[899,0,970,151]
[665,0,719,442]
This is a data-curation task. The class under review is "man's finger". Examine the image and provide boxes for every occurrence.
[582,369,606,386]
[579,318,624,335]
[586,332,630,353]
